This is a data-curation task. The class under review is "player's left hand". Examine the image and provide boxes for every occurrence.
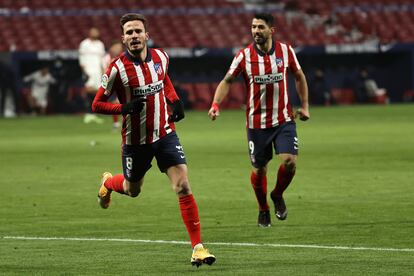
[295,108,310,121]
[169,100,185,122]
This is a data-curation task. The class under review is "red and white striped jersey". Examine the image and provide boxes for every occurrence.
[92,48,179,145]
[228,41,301,129]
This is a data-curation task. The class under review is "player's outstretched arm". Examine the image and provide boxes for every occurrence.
[208,74,233,121]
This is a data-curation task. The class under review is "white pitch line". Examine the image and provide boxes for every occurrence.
[2,236,414,253]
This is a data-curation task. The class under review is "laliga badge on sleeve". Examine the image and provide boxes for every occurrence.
[101,74,108,89]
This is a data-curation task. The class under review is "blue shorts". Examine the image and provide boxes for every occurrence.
[247,121,298,168]
[122,132,187,182]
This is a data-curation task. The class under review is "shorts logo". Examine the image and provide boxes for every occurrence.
[293,137,299,150]
[101,74,108,89]
[132,80,164,96]
[176,145,185,159]
[254,73,284,84]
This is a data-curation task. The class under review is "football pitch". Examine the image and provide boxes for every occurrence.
[1,104,413,275]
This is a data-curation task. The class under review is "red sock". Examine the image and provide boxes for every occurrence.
[272,164,295,197]
[104,174,126,194]
[250,171,269,211]
[112,115,118,123]
[179,194,201,248]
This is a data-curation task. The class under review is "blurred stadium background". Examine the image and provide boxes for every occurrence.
[1,1,414,274]
[1,0,414,117]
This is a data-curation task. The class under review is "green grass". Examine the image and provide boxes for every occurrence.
[1,104,414,275]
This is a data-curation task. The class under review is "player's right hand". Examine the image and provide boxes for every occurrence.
[121,97,146,114]
[208,103,220,121]
[295,108,310,121]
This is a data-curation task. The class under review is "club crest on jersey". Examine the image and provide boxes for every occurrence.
[276,58,284,68]
[153,63,163,75]
[254,73,284,84]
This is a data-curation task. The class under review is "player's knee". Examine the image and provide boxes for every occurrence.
[125,188,141,197]
[283,157,296,172]
[255,166,267,176]
[125,181,142,197]
[128,187,141,198]
[174,181,191,196]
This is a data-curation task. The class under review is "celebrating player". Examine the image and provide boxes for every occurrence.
[208,13,310,227]
[92,13,215,266]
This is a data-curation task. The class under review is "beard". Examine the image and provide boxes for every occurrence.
[129,47,143,56]
[128,41,145,56]
[254,34,267,46]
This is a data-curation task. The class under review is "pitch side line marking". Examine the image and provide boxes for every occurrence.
[3,236,413,253]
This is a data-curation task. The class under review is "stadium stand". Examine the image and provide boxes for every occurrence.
[1,0,413,112]
[1,0,414,51]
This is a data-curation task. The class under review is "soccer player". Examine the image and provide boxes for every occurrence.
[208,13,310,227]
[102,40,124,129]
[79,27,105,124]
[23,66,56,115]
[92,13,215,267]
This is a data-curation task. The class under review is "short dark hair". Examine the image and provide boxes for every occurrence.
[254,13,274,26]
[120,13,147,32]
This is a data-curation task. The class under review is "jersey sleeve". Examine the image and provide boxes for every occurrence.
[287,44,301,73]
[227,50,245,78]
[164,74,180,103]
[92,63,123,114]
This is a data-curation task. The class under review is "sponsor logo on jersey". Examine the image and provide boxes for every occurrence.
[154,63,163,75]
[253,73,284,84]
[101,74,108,89]
[132,80,164,96]
[276,58,284,68]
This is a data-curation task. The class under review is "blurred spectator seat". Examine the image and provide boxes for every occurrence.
[192,83,213,110]
[331,88,355,105]
[179,81,247,110]
[403,90,414,102]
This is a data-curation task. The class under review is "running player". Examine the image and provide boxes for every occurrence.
[92,13,215,266]
[208,13,310,227]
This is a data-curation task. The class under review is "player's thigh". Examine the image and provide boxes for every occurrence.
[153,132,187,173]
[122,144,154,182]
[274,121,299,155]
[247,128,274,168]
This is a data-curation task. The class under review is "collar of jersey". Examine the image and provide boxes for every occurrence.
[124,48,152,64]
[253,40,275,56]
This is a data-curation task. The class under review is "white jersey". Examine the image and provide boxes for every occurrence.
[78,38,105,89]
[23,70,55,108]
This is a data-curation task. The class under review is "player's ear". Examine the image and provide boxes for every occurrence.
[145,32,149,41]
[121,35,126,44]
[270,26,275,34]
